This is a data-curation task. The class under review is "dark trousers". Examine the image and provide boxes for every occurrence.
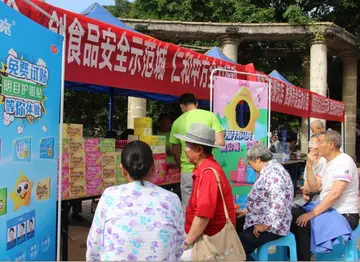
[236,216,282,261]
[291,206,359,261]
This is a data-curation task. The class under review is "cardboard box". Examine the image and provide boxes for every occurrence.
[68,138,84,154]
[101,152,121,166]
[139,136,166,153]
[139,135,151,144]
[69,181,86,198]
[100,138,115,153]
[85,152,102,167]
[61,138,69,153]
[63,124,83,139]
[62,182,69,199]
[151,153,166,185]
[102,165,117,180]
[62,168,69,182]
[86,179,102,195]
[116,168,127,185]
[57,179,70,200]
[69,167,86,183]
[134,117,153,136]
[84,138,100,153]
[69,152,85,168]
[86,166,102,181]
[102,178,117,190]
[150,136,166,146]
[151,146,166,154]
[68,226,89,261]
[134,117,152,128]
[62,153,69,168]
[134,128,152,136]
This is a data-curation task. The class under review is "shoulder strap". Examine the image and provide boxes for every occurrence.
[197,167,230,220]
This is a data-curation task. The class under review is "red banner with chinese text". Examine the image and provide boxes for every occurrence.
[255,70,310,118]
[6,0,256,101]
[309,92,345,122]
[255,70,344,122]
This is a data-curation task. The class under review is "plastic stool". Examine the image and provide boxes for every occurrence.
[344,225,360,261]
[252,233,297,261]
[315,238,345,261]
[316,225,360,261]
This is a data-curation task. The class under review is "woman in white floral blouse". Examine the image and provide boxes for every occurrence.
[236,144,294,261]
[86,141,184,261]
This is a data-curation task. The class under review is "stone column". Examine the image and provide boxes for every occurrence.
[341,52,358,159]
[300,57,310,154]
[310,38,328,128]
[218,36,240,63]
[127,97,147,129]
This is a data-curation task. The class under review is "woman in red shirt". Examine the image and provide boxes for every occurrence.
[174,123,236,260]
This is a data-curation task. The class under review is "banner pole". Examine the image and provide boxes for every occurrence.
[267,78,272,146]
[23,1,65,261]
[56,30,66,262]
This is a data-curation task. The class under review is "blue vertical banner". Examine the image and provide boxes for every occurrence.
[0,3,63,261]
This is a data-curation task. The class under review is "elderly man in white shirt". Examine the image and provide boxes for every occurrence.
[291,130,359,261]
[299,134,327,203]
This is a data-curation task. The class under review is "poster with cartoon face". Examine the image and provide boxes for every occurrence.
[0,3,62,260]
[213,76,269,209]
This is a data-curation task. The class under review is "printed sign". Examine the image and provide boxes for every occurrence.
[0,3,62,260]
[213,76,269,209]
[6,0,257,101]
[310,92,345,122]
[255,70,344,122]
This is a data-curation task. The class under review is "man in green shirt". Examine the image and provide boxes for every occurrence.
[169,93,225,209]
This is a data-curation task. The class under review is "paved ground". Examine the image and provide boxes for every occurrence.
[64,195,360,260]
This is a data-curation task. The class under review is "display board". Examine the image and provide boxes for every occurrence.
[213,76,269,209]
[0,3,63,260]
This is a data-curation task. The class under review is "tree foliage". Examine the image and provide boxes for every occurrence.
[64,0,359,134]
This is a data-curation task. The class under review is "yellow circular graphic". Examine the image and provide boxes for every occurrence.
[223,86,259,132]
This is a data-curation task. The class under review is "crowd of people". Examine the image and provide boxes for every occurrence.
[85,93,359,261]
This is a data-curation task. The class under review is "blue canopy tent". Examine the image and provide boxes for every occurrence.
[80,2,138,34]
[269,70,294,85]
[205,46,235,63]
[68,3,184,130]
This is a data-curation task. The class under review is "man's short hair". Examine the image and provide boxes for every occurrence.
[311,133,321,139]
[321,130,342,149]
[311,120,325,129]
[179,93,197,105]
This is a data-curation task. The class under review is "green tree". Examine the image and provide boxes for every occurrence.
[64,0,359,134]
[103,0,133,18]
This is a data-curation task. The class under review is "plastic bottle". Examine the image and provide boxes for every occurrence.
[236,158,247,183]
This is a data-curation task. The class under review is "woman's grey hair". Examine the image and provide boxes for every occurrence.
[247,143,273,162]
